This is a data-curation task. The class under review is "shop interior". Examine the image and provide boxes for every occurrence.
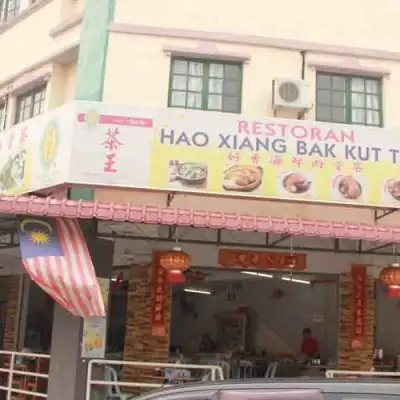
[169,267,339,378]
[20,263,400,378]
[11,219,400,381]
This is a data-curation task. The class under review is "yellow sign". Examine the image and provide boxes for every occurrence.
[41,121,59,167]
[81,277,109,358]
[148,112,400,208]
[81,318,107,358]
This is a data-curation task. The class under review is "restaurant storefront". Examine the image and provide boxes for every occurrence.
[0,101,399,396]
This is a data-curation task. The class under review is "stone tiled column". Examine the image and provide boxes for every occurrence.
[3,276,22,351]
[122,263,172,384]
[338,272,375,370]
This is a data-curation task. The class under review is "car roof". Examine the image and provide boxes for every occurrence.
[135,378,400,399]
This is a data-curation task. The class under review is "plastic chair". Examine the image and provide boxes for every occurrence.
[217,360,230,380]
[104,366,134,400]
[265,361,278,378]
[238,360,253,379]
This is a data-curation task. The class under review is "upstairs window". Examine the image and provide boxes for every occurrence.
[169,58,242,113]
[316,73,382,127]
[0,103,6,132]
[0,0,20,24]
[15,85,46,124]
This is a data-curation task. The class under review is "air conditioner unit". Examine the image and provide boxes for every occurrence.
[272,78,312,110]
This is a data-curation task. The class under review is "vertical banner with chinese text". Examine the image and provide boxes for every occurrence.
[351,264,366,349]
[150,255,168,337]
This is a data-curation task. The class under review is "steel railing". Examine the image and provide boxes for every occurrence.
[86,359,224,400]
[326,369,400,378]
[0,350,50,399]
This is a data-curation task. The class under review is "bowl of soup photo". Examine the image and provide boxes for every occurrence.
[336,175,363,200]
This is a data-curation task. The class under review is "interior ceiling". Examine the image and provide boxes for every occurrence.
[99,220,399,267]
[0,214,398,271]
[187,267,324,283]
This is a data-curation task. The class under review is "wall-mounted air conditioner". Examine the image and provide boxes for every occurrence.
[272,78,312,110]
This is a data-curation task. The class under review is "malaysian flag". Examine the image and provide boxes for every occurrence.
[19,217,105,318]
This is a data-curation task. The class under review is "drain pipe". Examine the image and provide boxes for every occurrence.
[297,50,307,120]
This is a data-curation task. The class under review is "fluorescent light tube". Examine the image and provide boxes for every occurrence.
[184,288,212,295]
[281,277,310,285]
[241,271,273,278]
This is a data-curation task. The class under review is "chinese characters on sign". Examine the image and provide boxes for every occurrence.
[351,264,366,349]
[218,249,306,270]
[150,258,168,337]
[102,128,123,173]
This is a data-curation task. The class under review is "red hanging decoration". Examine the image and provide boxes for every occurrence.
[158,247,191,283]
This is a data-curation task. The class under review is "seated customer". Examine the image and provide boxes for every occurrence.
[198,334,217,353]
[300,328,319,359]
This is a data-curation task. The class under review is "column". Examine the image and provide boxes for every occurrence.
[122,261,172,387]
[45,63,66,110]
[68,0,116,202]
[337,270,375,370]
[47,237,114,400]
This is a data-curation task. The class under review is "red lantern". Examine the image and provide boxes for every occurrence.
[159,247,191,282]
[380,264,400,286]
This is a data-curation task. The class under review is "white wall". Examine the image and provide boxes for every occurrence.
[171,277,338,361]
[114,0,400,52]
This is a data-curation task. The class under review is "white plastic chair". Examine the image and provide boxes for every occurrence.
[104,366,134,400]
[265,361,278,378]
[217,360,230,379]
[239,360,253,379]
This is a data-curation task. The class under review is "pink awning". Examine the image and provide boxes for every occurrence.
[1,195,399,243]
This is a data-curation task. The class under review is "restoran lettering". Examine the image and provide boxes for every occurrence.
[158,119,399,163]
[237,120,355,143]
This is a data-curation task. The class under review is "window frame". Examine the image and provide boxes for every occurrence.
[14,84,47,125]
[0,102,6,132]
[0,0,20,24]
[315,72,383,127]
[168,57,243,114]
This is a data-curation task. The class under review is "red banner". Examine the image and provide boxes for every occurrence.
[150,257,168,337]
[351,264,366,348]
[218,249,306,270]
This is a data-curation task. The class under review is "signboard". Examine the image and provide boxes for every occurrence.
[218,248,306,270]
[351,265,366,349]
[81,277,110,358]
[69,101,400,208]
[6,101,400,210]
[0,104,73,195]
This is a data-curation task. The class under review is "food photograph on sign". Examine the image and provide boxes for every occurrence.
[223,164,263,193]
[277,170,315,198]
[383,178,400,203]
[167,160,208,190]
[0,149,27,194]
[331,173,367,202]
